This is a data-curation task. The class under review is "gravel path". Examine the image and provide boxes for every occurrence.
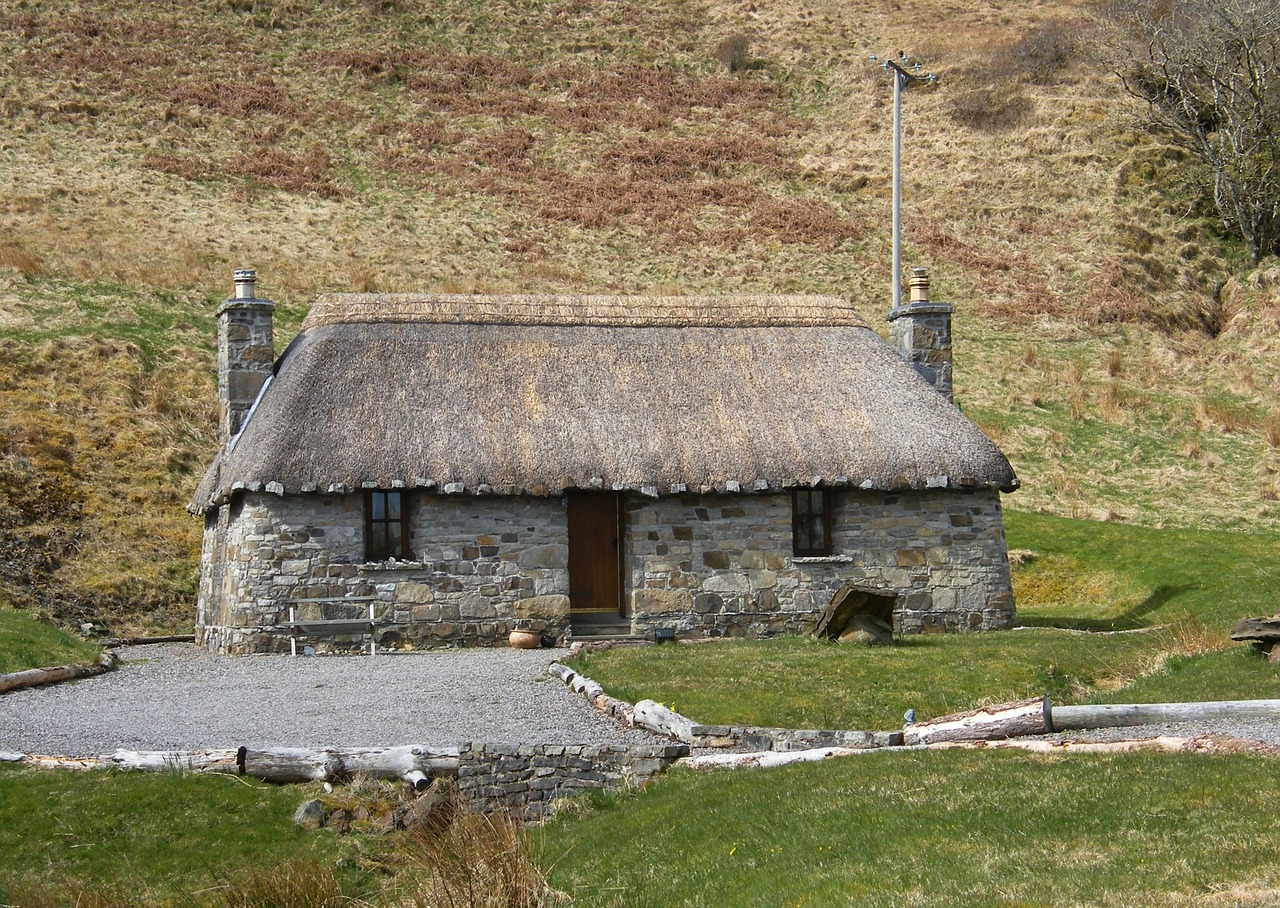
[0,644,661,756]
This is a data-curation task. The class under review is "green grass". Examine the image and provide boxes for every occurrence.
[565,511,1280,728]
[543,750,1280,907]
[0,765,360,905]
[0,603,99,674]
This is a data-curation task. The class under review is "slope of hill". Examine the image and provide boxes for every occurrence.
[1,0,1277,632]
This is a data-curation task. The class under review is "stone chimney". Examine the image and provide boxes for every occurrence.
[217,268,275,439]
[887,267,954,402]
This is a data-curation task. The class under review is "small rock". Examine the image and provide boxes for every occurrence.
[403,784,457,833]
[838,614,893,645]
[293,799,326,831]
[372,805,406,835]
[324,807,354,834]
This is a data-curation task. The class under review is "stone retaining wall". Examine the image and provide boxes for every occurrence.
[456,743,687,821]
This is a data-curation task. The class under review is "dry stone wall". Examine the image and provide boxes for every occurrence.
[457,743,686,821]
[198,487,1013,653]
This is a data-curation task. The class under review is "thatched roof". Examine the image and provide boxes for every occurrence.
[190,293,1017,513]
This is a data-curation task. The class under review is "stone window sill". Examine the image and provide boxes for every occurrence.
[790,555,855,564]
[358,561,429,572]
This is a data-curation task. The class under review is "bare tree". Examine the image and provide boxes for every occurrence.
[1100,0,1280,264]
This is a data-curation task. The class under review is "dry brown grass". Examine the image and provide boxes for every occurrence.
[393,808,564,908]
[0,242,47,278]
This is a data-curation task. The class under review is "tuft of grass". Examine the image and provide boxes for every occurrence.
[213,859,345,908]
[390,809,562,908]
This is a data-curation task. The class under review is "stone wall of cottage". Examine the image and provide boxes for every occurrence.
[198,492,572,654]
[626,488,1014,637]
[197,487,1013,653]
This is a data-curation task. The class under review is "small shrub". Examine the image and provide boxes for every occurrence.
[714,33,752,72]
[948,86,1033,132]
[1010,18,1080,84]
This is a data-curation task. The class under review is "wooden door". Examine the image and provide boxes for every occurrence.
[567,492,624,616]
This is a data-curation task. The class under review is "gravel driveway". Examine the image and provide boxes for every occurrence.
[0,644,660,757]
[5,645,1279,758]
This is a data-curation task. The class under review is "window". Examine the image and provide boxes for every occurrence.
[792,488,833,556]
[364,490,411,561]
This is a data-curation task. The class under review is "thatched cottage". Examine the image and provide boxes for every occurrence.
[190,270,1018,654]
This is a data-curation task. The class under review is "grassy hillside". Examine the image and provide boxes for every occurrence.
[1,0,1278,632]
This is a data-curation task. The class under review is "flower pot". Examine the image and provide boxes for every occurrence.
[509,628,541,649]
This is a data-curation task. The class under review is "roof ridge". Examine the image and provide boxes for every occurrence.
[304,292,868,331]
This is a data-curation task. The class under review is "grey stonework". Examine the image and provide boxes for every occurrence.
[217,297,276,439]
[888,301,954,401]
[456,743,686,821]
[198,494,571,654]
[627,490,1013,637]
[197,487,1014,653]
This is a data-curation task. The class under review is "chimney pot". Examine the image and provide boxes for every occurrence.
[233,268,257,300]
[908,267,930,304]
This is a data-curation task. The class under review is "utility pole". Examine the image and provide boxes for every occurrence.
[871,52,936,310]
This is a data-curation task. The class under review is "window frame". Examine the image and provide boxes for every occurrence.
[364,490,412,562]
[791,488,833,557]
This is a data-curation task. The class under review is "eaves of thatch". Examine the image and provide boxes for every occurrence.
[189,293,1018,514]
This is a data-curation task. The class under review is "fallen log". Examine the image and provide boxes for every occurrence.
[632,699,697,743]
[236,745,461,784]
[1049,700,1280,731]
[106,749,241,773]
[3,746,462,785]
[105,635,197,647]
[684,746,862,770]
[904,697,1050,745]
[937,736,1192,755]
[0,652,117,695]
